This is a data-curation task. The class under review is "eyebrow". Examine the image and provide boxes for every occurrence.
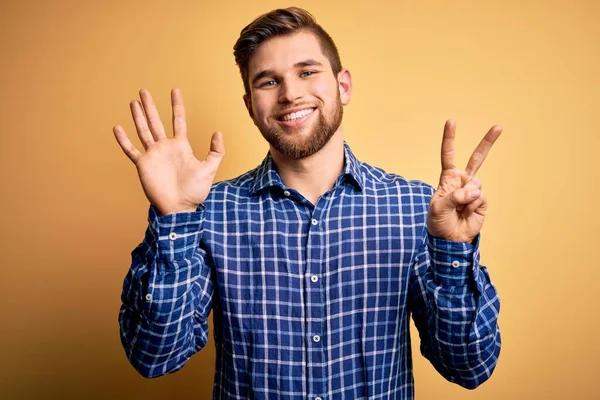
[251,59,324,87]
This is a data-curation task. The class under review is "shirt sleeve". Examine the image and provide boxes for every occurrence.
[118,204,216,378]
[408,231,502,389]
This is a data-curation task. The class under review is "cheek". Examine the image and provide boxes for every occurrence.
[311,78,339,104]
[251,95,275,119]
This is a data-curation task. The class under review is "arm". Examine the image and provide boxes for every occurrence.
[410,119,503,387]
[112,88,225,377]
[408,232,501,389]
[118,205,215,378]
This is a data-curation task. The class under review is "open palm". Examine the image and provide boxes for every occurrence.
[113,88,224,216]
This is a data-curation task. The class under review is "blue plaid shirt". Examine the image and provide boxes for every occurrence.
[119,143,501,399]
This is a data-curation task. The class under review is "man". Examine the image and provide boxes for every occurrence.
[114,7,502,400]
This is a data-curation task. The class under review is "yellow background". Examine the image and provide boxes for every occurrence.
[1,0,598,398]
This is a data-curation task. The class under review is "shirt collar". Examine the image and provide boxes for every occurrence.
[249,142,364,196]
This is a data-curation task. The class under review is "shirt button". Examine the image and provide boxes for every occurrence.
[311,219,318,226]
[283,190,291,197]
[451,260,460,268]
[315,397,323,400]
[145,294,152,301]
[311,275,319,283]
[312,335,321,343]
[168,232,177,240]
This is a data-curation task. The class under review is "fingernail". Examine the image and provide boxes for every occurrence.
[471,190,481,197]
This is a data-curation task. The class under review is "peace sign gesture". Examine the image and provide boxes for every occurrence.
[426,120,502,243]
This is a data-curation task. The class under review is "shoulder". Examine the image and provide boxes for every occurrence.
[359,161,435,199]
[205,168,257,204]
[358,162,434,227]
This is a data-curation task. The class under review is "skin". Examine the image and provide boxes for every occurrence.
[243,30,352,204]
[243,31,345,160]
[112,31,502,243]
[426,120,502,243]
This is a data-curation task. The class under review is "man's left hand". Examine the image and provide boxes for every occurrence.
[426,120,502,243]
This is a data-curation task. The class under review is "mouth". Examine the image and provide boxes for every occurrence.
[276,107,317,127]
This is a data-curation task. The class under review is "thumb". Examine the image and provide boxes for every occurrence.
[442,188,482,210]
[205,131,225,169]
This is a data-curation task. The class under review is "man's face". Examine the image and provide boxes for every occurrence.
[244,30,351,159]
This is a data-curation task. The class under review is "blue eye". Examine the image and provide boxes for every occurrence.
[260,80,277,87]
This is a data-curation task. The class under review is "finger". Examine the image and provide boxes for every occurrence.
[463,177,482,191]
[465,125,503,176]
[205,131,225,170]
[444,187,482,209]
[463,190,486,216]
[441,119,456,171]
[139,89,167,141]
[130,100,154,149]
[455,177,481,214]
[113,125,142,163]
[171,88,187,139]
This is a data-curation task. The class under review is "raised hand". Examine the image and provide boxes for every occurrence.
[426,120,502,243]
[113,88,225,216]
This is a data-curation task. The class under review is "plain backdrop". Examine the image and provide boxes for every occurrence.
[1,0,598,398]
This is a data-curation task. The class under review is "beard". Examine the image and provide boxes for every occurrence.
[256,94,343,160]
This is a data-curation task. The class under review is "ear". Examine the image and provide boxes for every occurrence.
[243,93,255,120]
[337,69,352,106]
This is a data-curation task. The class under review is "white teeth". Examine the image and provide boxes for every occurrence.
[281,108,314,121]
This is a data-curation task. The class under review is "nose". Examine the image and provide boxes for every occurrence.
[278,79,303,103]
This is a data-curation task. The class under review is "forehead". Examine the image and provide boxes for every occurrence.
[248,30,329,74]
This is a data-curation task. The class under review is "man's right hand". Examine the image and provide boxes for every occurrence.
[113,88,225,216]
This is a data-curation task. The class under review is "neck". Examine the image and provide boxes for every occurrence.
[270,129,345,205]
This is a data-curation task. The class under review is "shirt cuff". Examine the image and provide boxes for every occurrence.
[146,204,205,262]
[427,233,480,287]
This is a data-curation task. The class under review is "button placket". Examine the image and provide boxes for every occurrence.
[306,209,325,398]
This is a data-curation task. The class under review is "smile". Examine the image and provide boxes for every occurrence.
[277,108,316,127]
